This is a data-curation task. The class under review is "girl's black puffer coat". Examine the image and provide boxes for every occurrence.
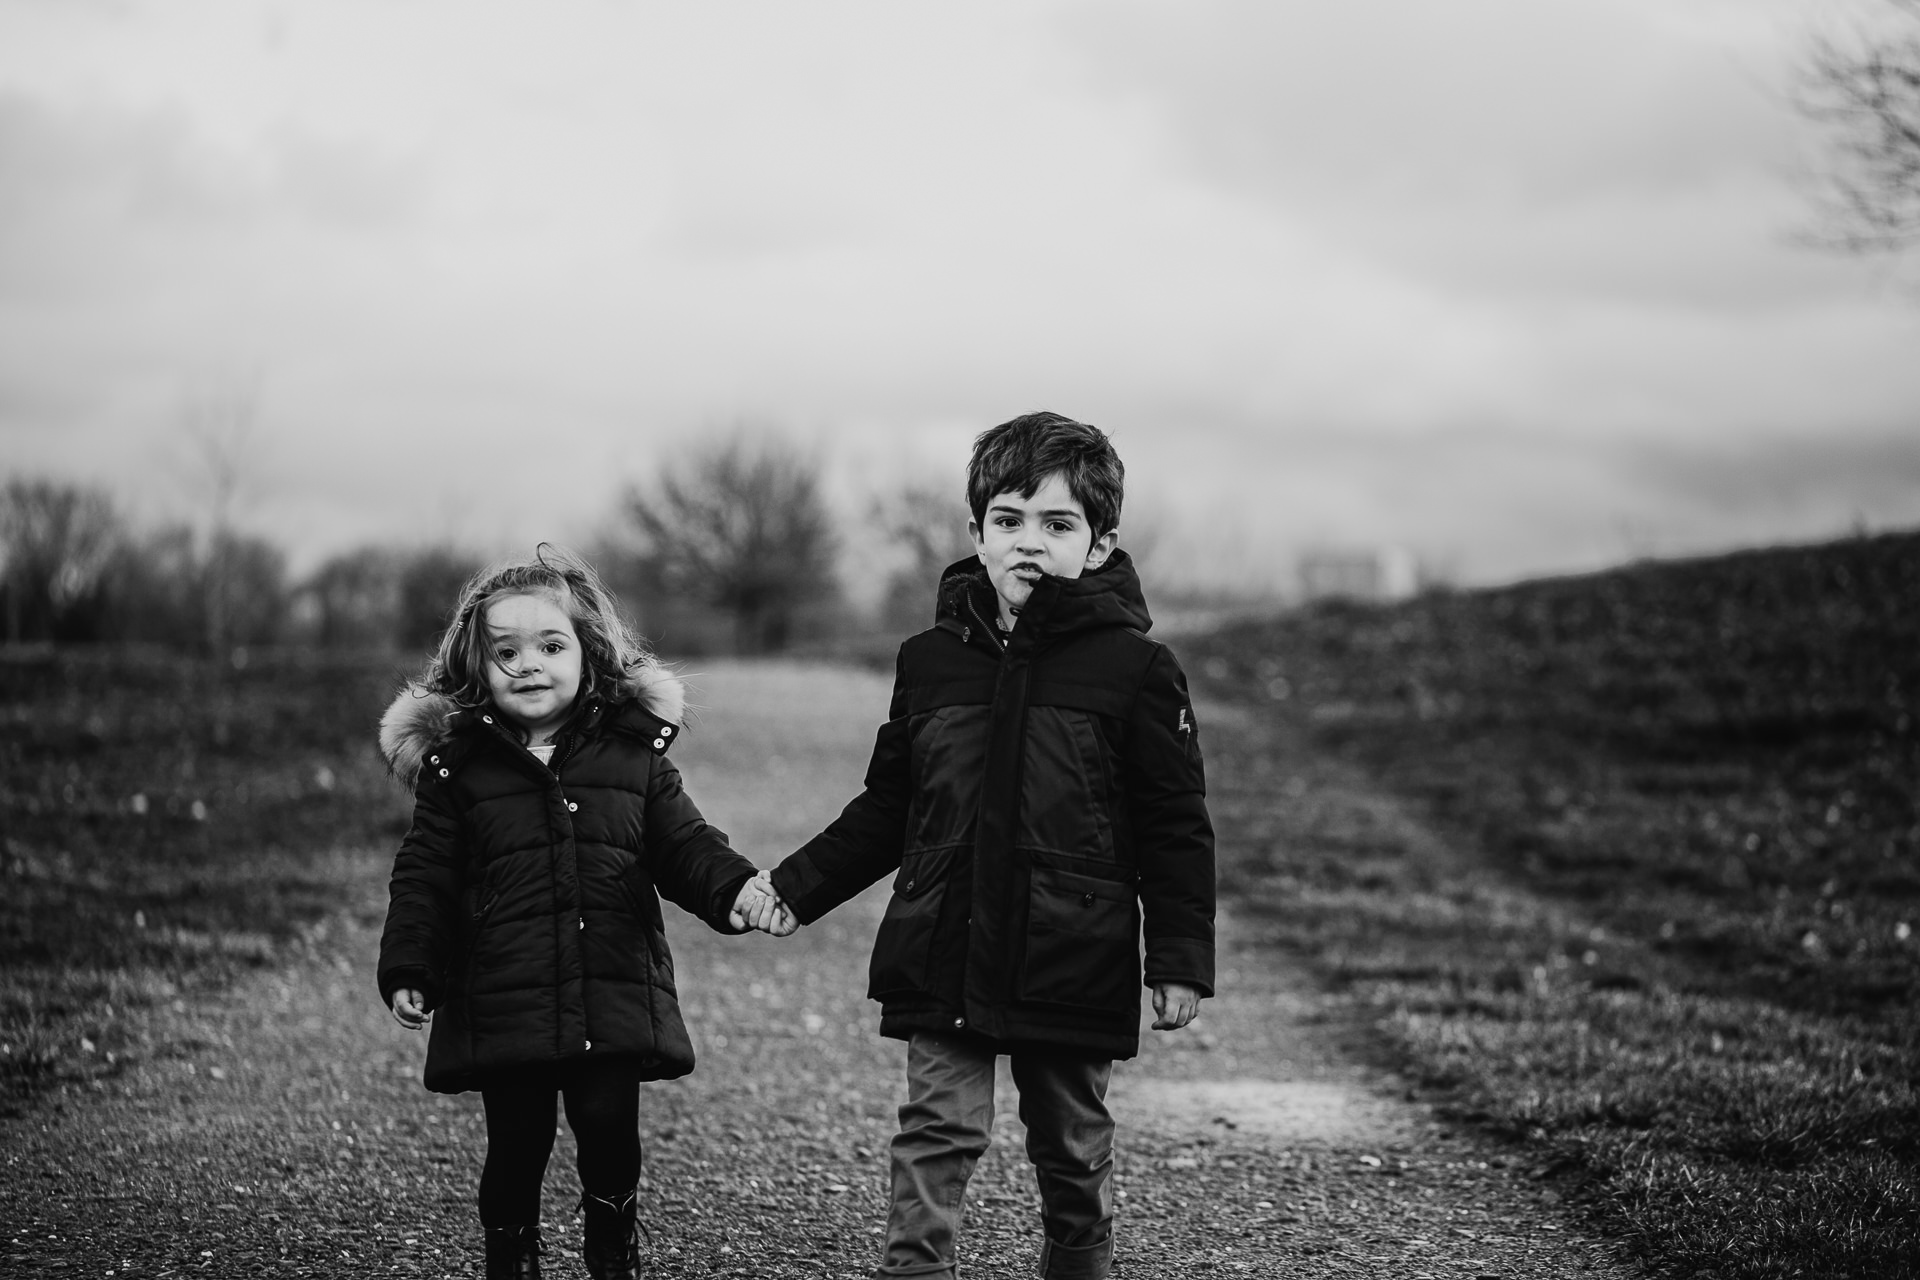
[375,662,756,1094]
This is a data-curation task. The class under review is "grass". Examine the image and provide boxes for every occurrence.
[8,531,1918,1273]
[1185,529,1920,1278]
[0,645,414,1112]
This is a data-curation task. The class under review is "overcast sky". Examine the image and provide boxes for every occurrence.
[1,0,1916,594]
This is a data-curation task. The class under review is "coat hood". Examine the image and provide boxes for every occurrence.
[378,657,688,789]
[934,548,1152,641]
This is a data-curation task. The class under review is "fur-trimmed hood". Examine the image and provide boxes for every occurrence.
[378,658,688,789]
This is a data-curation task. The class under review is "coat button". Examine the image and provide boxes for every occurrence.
[904,879,916,893]
[585,1039,592,1051]
[653,738,666,749]
[568,801,578,812]
[952,1017,966,1030]
[438,768,449,778]
[961,627,971,642]
[578,918,585,930]
[659,725,672,737]
[429,755,438,764]
[1081,892,1095,907]
[482,715,493,724]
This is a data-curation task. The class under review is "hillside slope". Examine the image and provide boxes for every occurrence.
[1182,530,1920,1277]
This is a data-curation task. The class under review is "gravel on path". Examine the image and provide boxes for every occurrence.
[2,662,1640,1279]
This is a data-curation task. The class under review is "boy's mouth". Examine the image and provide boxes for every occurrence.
[1009,562,1043,580]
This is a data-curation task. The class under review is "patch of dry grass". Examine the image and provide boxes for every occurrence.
[1188,532,1920,1278]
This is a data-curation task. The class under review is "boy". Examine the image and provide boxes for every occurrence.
[766,412,1215,1280]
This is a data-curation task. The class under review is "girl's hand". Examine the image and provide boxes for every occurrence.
[1150,982,1202,1031]
[390,988,431,1030]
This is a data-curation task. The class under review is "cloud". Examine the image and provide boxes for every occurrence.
[0,0,1915,588]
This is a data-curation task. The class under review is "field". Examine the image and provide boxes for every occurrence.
[0,647,414,1110]
[4,530,1917,1277]
[1182,530,1920,1277]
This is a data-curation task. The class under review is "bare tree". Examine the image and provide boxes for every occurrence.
[872,480,975,632]
[618,434,840,654]
[1802,2,1920,254]
[0,479,122,642]
[178,383,262,653]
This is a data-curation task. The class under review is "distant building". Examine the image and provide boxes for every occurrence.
[1297,546,1421,602]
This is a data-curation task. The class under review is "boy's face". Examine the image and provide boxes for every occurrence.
[481,591,584,742]
[969,471,1118,626]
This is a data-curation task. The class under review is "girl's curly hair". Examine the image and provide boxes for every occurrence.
[420,544,653,713]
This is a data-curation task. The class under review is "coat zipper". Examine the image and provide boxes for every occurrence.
[964,592,1006,654]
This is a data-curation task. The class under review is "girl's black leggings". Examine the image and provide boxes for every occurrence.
[477,1057,644,1227]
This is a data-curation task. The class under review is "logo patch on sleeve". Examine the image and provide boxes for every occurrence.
[1177,706,1193,734]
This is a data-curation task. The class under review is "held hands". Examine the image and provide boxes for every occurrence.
[1151,981,1202,1031]
[390,988,430,1031]
[729,870,798,937]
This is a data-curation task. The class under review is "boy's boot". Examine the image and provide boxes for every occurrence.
[484,1224,543,1280]
[1038,1233,1112,1280]
[582,1189,641,1280]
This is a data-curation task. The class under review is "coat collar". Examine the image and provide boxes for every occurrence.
[378,656,687,789]
[933,549,1152,648]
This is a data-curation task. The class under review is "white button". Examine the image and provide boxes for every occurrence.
[652,738,666,749]
[579,919,585,930]
[567,801,578,812]
[438,768,448,778]
[584,1040,592,1050]
[659,726,672,736]
[482,715,493,724]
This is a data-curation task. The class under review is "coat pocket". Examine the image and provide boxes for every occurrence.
[867,845,957,1000]
[1020,864,1138,1012]
[617,863,674,993]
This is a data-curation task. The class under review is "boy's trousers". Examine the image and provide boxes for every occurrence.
[878,1030,1114,1279]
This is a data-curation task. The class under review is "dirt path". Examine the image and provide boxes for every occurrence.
[2,662,1637,1278]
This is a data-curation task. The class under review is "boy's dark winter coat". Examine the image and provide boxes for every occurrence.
[770,551,1215,1059]
[375,663,757,1093]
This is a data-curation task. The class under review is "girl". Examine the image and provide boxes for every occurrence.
[376,546,785,1280]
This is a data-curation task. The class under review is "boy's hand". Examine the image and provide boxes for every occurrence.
[390,988,430,1031]
[730,874,798,936]
[1150,982,1201,1031]
[753,870,799,936]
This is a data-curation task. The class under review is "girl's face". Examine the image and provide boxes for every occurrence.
[480,591,584,742]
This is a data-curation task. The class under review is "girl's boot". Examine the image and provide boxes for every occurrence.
[484,1224,543,1280]
[582,1189,641,1280]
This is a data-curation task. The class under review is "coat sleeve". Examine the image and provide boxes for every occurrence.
[643,755,760,934]
[1126,645,1217,997]
[377,770,465,1009]
[769,652,914,924]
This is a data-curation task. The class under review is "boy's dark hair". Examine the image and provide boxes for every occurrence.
[422,543,653,713]
[967,411,1124,537]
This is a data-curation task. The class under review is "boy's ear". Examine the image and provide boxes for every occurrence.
[1086,528,1119,571]
[968,517,986,559]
